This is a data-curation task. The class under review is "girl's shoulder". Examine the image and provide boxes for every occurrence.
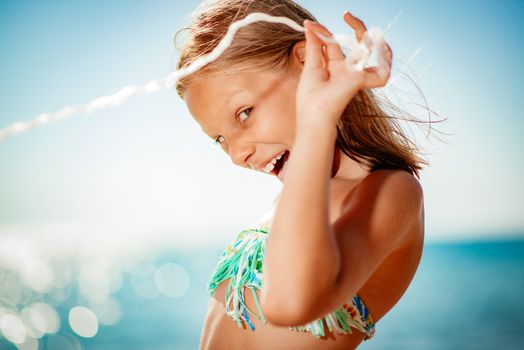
[343,169,424,248]
[336,169,423,216]
[365,168,421,184]
[356,169,423,203]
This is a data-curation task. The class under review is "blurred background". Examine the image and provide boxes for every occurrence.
[0,0,522,349]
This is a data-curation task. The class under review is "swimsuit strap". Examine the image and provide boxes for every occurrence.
[207,225,376,340]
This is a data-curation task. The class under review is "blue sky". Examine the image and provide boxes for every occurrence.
[0,0,523,246]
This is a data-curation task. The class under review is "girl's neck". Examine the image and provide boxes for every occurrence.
[332,147,370,181]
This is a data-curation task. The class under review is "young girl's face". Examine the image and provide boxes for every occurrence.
[184,53,304,180]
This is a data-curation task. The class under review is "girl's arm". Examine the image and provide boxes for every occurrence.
[260,118,341,323]
[261,114,424,327]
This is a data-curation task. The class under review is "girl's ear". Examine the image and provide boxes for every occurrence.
[293,40,307,64]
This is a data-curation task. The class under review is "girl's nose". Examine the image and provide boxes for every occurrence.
[230,143,255,169]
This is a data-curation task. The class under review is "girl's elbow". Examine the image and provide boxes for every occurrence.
[261,290,319,327]
[263,301,312,327]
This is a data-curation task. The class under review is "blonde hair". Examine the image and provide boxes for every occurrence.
[174,0,444,179]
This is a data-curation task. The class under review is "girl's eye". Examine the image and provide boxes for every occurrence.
[238,107,253,124]
[212,107,252,147]
[213,135,225,147]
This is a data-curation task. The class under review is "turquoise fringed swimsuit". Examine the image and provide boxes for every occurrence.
[207,224,376,340]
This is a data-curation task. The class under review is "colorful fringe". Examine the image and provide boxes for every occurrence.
[207,225,376,340]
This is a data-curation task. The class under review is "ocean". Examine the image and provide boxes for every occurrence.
[1,237,523,350]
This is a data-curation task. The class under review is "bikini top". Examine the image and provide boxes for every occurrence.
[207,224,376,340]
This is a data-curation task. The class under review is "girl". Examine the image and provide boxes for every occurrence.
[175,0,427,349]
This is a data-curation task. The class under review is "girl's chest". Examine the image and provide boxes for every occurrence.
[200,180,369,349]
[202,277,366,350]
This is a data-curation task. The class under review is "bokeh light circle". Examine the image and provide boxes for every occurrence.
[90,297,122,325]
[130,263,160,299]
[46,334,78,350]
[68,306,99,338]
[30,303,60,334]
[15,336,39,350]
[0,313,26,344]
[154,263,190,298]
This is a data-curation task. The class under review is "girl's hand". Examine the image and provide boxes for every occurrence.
[295,11,393,127]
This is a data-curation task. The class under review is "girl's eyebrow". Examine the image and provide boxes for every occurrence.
[222,89,245,113]
[204,89,247,138]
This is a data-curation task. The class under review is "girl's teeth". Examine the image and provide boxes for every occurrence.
[261,150,286,174]
[263,162,275,173]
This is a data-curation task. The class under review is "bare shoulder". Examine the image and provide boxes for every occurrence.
[376,169,424,245]
[344,169,424,251]
[360,169,423,197]
[309,169,425,320]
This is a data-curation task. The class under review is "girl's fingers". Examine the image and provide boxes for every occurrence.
[343,11,367,42]
[363,41,392,87]
[303,20,325,70]
[303,14,393,90]
[310,22,344,62]
[363,67,388,88]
